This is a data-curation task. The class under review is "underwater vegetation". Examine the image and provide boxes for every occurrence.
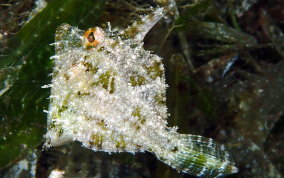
[0,0,283,177]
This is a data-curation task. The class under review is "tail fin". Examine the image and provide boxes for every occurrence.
[156,134,238,177]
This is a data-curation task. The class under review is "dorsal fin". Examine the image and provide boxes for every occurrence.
[121,7,167,42]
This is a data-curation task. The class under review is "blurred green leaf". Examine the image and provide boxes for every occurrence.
[186,21,257,44]
[196,44,247,56]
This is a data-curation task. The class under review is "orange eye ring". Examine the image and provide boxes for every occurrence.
[82,27,104,49]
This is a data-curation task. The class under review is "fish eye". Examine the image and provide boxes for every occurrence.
[87,32,95,43]
[82,27,104,49]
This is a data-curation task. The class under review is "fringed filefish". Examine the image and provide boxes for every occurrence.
[45,7,237,177]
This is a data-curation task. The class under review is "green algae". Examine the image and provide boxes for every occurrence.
[90,133,105,148]
[92,70,115,93]
[129,73,147,86]
[144,61,163,80]
[154,92,166,106]
[131,107,146,130]
[115,136,127,150]
[82,61,99,74]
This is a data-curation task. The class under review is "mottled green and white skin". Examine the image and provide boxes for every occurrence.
[45,8,238,177]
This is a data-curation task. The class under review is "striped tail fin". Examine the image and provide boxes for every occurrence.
[156,134,238,177]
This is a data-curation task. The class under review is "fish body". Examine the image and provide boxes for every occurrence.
[45,8,237,177]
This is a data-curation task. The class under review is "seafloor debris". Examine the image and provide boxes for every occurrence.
[45,8,237,177]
